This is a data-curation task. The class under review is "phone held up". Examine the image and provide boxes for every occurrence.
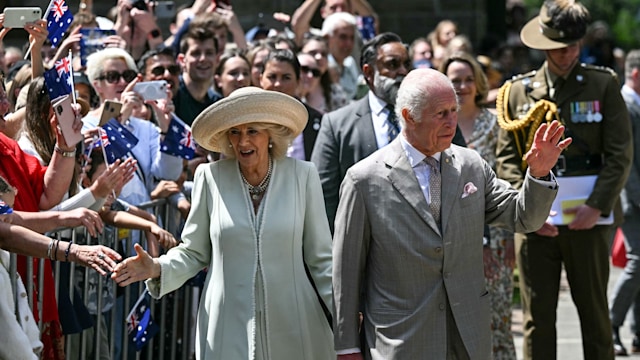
[2,7,42,28]
[134,80,169,101]
[53,95,83,147]
[99,100,123,126]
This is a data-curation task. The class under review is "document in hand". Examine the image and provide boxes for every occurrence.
[548,175,613,225]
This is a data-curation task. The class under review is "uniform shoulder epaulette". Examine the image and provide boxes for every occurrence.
[509,70,537,83]
[580,63,617,77]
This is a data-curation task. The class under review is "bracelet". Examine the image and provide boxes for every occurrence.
[47,239,55,260]
[53,239,60,261]
[65,240,73,262]
[54,146,76,158]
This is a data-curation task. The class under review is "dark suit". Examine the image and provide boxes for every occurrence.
[302,103,323,161]
[311,96,377,232]
[496,62,632,360]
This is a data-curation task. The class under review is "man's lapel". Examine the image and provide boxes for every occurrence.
[354,97,378,153]
[385,141,441,235]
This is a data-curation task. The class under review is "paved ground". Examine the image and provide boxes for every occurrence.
[512,264,640,359]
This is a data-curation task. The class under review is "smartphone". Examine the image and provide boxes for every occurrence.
[134,80,168,101]
[153,1,175,19]
[99,100,123,126]
[213,0,231,6]
[129,0,147,11]
[53,95,83,147]
[3,7,42,29]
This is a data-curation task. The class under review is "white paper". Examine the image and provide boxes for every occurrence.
[548,175,613,225]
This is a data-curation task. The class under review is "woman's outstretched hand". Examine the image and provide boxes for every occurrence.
[111,243,161,286]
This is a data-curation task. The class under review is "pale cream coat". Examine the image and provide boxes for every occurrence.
[147,157,334,359]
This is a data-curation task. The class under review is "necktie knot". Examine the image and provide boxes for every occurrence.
[386,105,400,143]
[424,156,439,172]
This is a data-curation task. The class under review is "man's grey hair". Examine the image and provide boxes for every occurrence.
[625,49,640,79]
[395,69,458,128]
[321,12,357,37]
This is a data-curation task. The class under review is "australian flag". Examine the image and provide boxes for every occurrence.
[43,57,73,100]
[99,119,139,164]
[46,0,74,48]
[0,200,13,215]
[127,293,159,351]
[160,116,196,160]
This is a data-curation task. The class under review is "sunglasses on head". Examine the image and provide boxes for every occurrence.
[300,65,321,78]
[98,69,138,84]
[150,64,181,76]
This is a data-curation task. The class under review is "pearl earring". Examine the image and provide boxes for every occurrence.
[228,144,233,148]
[268,143,273,149]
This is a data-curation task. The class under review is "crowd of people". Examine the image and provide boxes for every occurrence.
[0,0,637,359]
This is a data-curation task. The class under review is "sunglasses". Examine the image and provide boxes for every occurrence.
[98,70,138,84]
[300,66,321,78]
[150,64,181,76]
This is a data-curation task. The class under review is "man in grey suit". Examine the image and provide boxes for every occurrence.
[311,32,410,232]
[332,68,571,359]
[609,49,640,356]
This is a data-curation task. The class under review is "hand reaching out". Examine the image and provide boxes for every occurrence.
[112,243,160,286]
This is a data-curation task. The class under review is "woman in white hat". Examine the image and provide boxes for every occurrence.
[112,86,334,359]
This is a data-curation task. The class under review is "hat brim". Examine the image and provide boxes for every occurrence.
[520,16,580,50]
[191,87,308,153]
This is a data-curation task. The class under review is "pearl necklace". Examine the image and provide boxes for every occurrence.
[240,157,273,200]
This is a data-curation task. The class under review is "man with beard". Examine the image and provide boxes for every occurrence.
[311,32,410,232]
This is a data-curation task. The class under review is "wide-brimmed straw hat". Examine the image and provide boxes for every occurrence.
[520,1,590,50]
[192,87,308,153]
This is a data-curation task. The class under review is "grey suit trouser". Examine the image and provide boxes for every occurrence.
[610,207,640,332]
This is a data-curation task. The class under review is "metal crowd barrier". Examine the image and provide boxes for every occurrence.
[9,197,199,360]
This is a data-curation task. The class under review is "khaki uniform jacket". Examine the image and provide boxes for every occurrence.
[496,62,632,219]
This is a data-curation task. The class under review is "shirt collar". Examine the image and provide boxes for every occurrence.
[622,85,640,107]
[368,90,389,117]
[400,134,441,167]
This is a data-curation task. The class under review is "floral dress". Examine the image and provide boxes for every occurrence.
[465,108,517,360]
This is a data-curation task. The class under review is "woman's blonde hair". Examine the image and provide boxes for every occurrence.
[215,123,293,159]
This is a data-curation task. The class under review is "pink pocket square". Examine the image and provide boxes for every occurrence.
[461,182,477,199]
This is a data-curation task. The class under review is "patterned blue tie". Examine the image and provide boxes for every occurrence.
[386,105,400,143]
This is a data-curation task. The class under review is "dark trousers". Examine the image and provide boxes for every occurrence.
[517,226,614,360]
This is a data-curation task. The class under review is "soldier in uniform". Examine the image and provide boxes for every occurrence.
[496,1,633,359]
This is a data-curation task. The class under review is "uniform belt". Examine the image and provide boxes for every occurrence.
[554,154,604,177]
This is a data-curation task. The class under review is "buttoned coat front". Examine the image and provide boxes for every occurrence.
[332,140,557,359]
[147,158,334,360]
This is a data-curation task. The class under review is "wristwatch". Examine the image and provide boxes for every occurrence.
[532,172,551,181]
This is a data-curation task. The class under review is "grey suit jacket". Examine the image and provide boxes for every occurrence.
[332,140,557,359]
[621,90,640,214]
[311,96,378,232]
